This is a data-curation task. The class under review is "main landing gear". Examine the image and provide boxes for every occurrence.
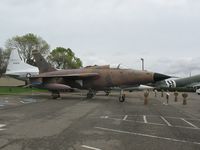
[86,89,96,99]
[119,89,125,102]
[51,91,60,99]
[104,90,110,96]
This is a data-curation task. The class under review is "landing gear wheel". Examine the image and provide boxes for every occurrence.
[87,93,94,99]
[86,89,96,99]
[52,91,60,99]
[105,90,110,96]
[119,94,125,102]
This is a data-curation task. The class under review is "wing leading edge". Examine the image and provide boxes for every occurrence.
[30,72,99,79]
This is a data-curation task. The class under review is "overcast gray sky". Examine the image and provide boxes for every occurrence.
[1,0,200,77]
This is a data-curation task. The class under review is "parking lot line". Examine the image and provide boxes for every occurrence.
[0,124,6,128]
[82,145,102,150]
[181,118,198,129]
[123,115,128,120]
[0,124,6,131]
[98,115,200,122]
[160,116,172,126]
[143,115,147,123]
[95,127,200,145]
[105,117,200,130]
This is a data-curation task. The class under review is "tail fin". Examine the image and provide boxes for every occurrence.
[32,50,56,73]
[6,49,38,76]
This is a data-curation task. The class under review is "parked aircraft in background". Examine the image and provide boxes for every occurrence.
[154,75,200,91]
[5,49,39,81]
[29,50,170,102]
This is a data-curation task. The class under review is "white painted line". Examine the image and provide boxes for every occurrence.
[123,115,128,120]
[0,129,6,131]
[104,116,108,119]
[0,124,6,131]
[95,127,200,145]
[164,116,200,121]
[0,124,6,128]
[143,115,147,123]
[82,145,102,150]
[181,118,198,129]
[160,116,172,126]
[20,101,33,104]
[174,125,199,130]
[100,116,106,119]
[98,114,200,122]
[109,117,164,126]
[107,117,200,130]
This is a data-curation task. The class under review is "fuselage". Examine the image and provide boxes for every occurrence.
[31,68,155,90]
[6,70,38,81]
[155,74,200,88]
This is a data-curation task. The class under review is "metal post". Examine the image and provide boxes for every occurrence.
[141,58,144,71]
[144,91,149,105]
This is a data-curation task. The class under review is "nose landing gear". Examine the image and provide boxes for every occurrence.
[119,89,125,102]
[86,89,96,99]
[51,91,60,99]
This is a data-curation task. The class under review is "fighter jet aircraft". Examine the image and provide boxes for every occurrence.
[154,74,200,91]
[30,50,170,102]
[5,49,39,81]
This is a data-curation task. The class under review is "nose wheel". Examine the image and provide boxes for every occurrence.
[119,89,125,102]
[105,90,110,96]
[86,89,96,99]
[51,91,60,99]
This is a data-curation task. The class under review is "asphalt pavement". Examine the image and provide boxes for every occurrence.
[0,91,200,150]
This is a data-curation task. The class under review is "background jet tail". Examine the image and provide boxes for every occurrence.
[32,50,56,73]
[6,49,38,76]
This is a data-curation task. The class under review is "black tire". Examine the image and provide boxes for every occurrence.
[52,95,58,99]
[52,94,59,99]
[105,92,109,96]
[122,94,125,100]
[119,94,125,102]
[87,93,93,99]
[52,91,60,99]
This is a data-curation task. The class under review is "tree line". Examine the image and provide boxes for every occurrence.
[0,33,83,77]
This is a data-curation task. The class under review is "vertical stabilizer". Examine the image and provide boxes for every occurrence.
[32,50,56,73]
[5,49,39,80]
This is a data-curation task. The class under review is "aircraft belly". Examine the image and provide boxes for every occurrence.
[82,76,113,90]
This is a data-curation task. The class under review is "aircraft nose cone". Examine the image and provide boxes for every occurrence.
[153,73,171,82]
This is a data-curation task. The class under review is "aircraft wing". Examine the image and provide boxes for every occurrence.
[111,85,154,92]
[31,73,99,79]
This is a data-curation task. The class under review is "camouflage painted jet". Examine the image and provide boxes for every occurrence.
[30,50,170,102]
